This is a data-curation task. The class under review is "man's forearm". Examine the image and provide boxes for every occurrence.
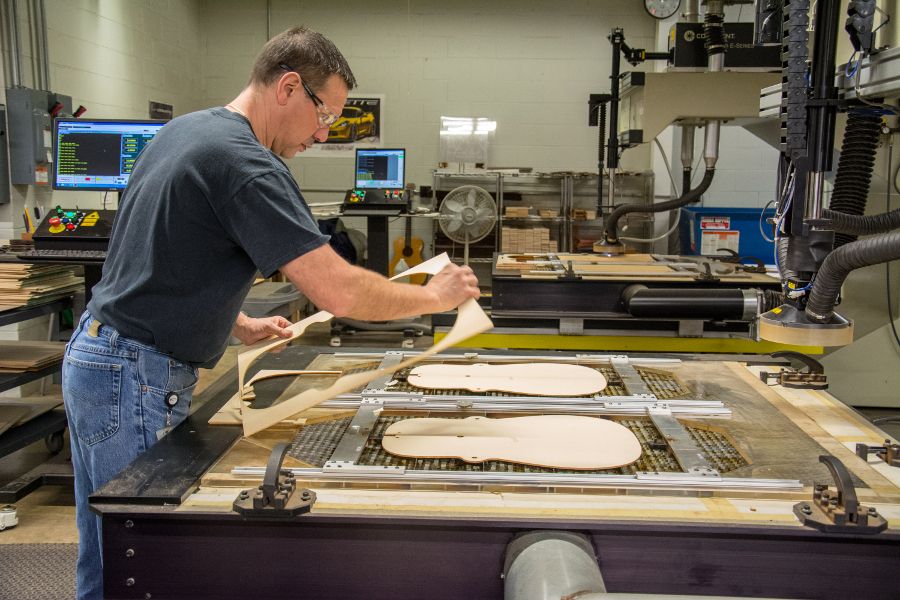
[280,244,478,322]
[335,265,442,320]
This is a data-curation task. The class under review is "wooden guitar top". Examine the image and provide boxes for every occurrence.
[382,415,642,470]
[406,362,607,396]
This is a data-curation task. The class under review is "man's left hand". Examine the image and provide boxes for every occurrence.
[232,313,293,346]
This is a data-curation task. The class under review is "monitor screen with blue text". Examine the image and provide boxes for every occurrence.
[354,148,405,189]
[53,119,166,191]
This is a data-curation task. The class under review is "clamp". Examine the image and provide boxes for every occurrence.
[233,443,316,517]
[759,351,828,390]
[855,440,900,468]
[793,455,887,534]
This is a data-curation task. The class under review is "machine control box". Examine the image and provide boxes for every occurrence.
[31,206,115,251]
[6,87,73,185]
[342,188,408,213]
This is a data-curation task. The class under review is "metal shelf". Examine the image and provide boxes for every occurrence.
[0,297,71,328]
[500,216,566,222]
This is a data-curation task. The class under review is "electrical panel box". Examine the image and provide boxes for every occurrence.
[0,106,10,204]
[5,87,72,185]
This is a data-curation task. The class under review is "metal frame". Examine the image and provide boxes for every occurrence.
[230,350,802,493]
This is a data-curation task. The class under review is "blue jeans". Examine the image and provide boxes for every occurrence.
[63,312,198,600]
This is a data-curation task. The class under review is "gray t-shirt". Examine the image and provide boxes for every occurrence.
[87,107,329,367]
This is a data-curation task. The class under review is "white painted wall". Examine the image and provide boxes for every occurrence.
[0,0,205,395]
[0,0,205,239]
[199,0,659,205]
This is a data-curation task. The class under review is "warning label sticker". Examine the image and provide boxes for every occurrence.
[700,216,730,230]
[701,230,739,255]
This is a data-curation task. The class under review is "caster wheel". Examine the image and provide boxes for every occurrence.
[45,430,64,455]
[330,336,342,347]
[401,338,414,349]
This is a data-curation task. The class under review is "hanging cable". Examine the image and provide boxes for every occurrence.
[885,135,900,350]
[620,138,684,244]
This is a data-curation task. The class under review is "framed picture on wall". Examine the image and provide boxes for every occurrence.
[305,94,384,156]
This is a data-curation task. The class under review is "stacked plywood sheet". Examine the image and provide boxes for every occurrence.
[0,263,84,309]
[500,227,558,253]
[0,341,67,373]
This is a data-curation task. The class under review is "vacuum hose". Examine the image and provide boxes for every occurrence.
[603,169,715,243]
[623,285,759,321]
[824,207,900,235]
[806,230,900,322]
[828,111,882,247]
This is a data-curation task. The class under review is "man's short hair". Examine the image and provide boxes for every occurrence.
[250,26,357,92]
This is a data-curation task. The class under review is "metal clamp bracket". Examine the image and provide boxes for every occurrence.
[855,440,900,468]
[793,455,887,534]
[233,443,315,518]
[759,351,828,390]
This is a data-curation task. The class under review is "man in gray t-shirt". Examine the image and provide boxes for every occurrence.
[63,27,478,600]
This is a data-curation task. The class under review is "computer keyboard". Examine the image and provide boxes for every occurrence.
[17,248,107,262]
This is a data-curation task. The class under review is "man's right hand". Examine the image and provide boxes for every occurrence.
[425,263,480,312]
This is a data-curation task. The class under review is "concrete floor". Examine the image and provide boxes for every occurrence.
[1,324,899,548]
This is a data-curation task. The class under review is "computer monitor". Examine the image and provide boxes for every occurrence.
[354,148,405,189]
[52,118,166,191]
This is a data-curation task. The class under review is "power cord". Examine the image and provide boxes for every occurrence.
[617,138,684,244]
[886,135,900,350]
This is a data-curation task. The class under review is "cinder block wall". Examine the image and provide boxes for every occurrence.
[0,0,206,236]
[200,0,659,204]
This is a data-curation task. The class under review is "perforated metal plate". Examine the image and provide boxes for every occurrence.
[287,414,747,475]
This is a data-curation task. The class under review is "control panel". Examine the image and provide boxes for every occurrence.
[345,188,406,204]
[342,188,408,213]
[32,206,116,251]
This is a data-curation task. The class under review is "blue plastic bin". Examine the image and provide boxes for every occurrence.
[679,206,776,261]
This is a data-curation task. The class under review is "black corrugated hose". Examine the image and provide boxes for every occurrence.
[805,229,900,322]
[829,111,882,247]
[824,207,900,234]
[603,169,715,243]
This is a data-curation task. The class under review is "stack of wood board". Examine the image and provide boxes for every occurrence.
[0,341,67,373]
[0,263,83,308]
[500,227,558,253]
[504,206,531,217]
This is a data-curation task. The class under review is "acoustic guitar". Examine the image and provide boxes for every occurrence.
[389,215,426,284]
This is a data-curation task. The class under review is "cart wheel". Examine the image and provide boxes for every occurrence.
[330,336,342,347]
[45,431,64,455]
[401,337,414,349]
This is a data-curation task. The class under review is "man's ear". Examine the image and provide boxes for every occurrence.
[275,73,297,106]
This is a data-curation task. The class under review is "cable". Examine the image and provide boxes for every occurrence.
[653,137,679,198]
[102,190,109,210]
[893,159,900,196]
[616,138,683,245]
[620,209,681,243]
[852,51,900,113]
[759,199,776,243]
[872,415,900,424]
[886,135,900,350]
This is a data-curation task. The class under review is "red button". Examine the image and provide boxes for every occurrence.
[49,217,61,226]
[66,223,75,230]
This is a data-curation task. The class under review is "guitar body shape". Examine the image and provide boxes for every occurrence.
[382,415,642,469]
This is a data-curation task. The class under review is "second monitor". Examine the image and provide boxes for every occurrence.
[355,148,405,189]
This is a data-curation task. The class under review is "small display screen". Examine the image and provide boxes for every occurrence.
[53,119,166,191]
[354,148,405,189]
